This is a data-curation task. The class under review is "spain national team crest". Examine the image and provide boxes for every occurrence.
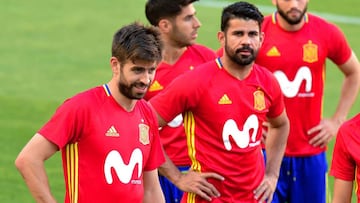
[303,40,318,63]
[139,124,150,145]
[254,89,265,111]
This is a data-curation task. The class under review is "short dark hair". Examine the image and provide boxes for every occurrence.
[145,0,199,26]
[112,22,163,65]
[221,1,264,32]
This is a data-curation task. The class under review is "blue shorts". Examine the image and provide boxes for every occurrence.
[159,166,190,203]
[263,151,328,203]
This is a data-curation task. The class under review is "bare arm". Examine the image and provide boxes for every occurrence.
[332,178,353,203]
[254,110,289,202]
[15,133,59,203]
[309,53,360,147]
[143,169,165,203]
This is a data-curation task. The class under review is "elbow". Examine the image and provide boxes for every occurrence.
[15,153,32,173]
[15,154,26,172]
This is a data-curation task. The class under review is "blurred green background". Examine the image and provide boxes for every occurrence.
[1,0,359,202]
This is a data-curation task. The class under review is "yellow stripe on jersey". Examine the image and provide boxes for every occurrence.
[271,12,276,24]
[355,167,358,200]
[66,143,79,203]
[188,192,196,203]
[184,111,201,171]
[184,111,199,203]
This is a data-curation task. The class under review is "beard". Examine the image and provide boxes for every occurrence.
[225,43,257,66]
[118,80,149,100]
[277,5,307,25]
[170,24,195,48]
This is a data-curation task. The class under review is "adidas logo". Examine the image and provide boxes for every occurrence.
[218,94,232,105]
[105,126,119,137]
[266,46,281,57]
[149,81,163,92]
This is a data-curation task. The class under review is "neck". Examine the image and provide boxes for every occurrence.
[275,12,306,32]
[106,82,136,112]
[219,57,253,80]
[162,44,187,65]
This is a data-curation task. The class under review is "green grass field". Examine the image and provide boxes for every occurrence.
[1,0,359,202]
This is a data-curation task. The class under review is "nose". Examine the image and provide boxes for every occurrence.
[288,0,300,7]
[193,16,201,28]
[140,72,152,85]
[241,34,251,45]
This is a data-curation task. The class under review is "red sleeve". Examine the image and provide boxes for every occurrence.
[38,96,86,148]
[330,127,355,181]
[325,21,352,65]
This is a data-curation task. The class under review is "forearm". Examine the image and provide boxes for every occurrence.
[143,170,165,203]
[17,160,57,203]
[334,54,360,122]
[15,134,58,203]
[333,74,360,122]
[158,153,183,186]
[265,116,289,177]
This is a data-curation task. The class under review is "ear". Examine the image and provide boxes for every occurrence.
[260,32,265,46]
[158,19,172,33]
[217,31,225,48]
[110,57,120,74]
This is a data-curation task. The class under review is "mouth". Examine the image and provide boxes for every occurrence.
[133,82,149,92]
[288,9,301,16]
[236,48,252,56]
[135,84,148,90]
[191,31,198,39]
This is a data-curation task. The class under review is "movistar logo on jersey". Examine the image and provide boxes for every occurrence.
[167,114,183,128]
[274,66,314,98]
[222,114,260,150]
[104,149,143,185]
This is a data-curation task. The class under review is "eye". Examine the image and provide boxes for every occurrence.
[249,31,259,37]
[148,68,156,74]
[133,67,145,74]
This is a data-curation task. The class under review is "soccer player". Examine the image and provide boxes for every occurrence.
[15,22,165,203]
[254,0,360,202]
[330,113,360,203]
[149,2,290,202]
[144,0,216,202]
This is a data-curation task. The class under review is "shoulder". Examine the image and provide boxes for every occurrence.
[190,59,219,75]
[307,13,340,30]
[188,44,216,58]
[339,114,360,133]
[189,44,214,52]
[63,86,105,109]
[262,14,275,29]
[171,59,219,87]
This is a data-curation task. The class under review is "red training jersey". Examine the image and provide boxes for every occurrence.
[256,13,352,156]
[330,113,360,202]
[144,44,216,166]
[150,58,285,202]
[39,84,165,203]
